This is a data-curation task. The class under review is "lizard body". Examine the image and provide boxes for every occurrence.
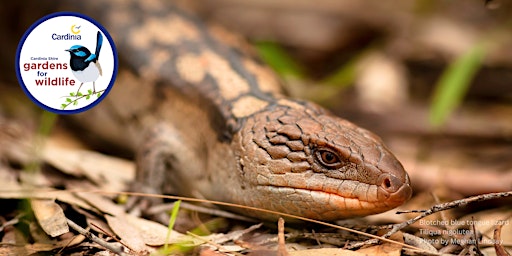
[67,0,411,221]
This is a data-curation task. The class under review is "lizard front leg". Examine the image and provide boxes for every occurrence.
[132,122,205,209]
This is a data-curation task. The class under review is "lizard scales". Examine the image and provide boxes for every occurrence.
[72,0,412,221]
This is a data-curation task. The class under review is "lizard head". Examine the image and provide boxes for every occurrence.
[234,101,412,221]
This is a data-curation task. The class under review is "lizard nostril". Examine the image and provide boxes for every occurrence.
[382,177,392,189]
[379,174,400,193]
[378,173,412,201]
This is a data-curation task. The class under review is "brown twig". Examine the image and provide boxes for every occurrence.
[90,222,135,253]
[66,218,129,256]
[470,217,483,255]
[277,217,289,256]
[494,222,512,256]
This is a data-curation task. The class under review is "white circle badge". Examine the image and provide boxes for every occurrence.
[15,12,118,114]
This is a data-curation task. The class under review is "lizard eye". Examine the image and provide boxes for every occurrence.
[315,149,342,169]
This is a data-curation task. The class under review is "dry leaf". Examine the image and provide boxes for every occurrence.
[43,144,134,192]
[0,235,86,255]
[105,214,147,252]
[0,166,23,198]
[53,191,98,213]
[75,192,125,216]
[357,231,403,256]
[120,213,185,246]
[31,199,69,237]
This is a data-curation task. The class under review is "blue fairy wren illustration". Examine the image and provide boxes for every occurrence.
[66,31,103,94]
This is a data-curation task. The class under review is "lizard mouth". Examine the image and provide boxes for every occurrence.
[255,174,412,220]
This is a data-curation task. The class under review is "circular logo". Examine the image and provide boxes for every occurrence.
[15,12,118,114]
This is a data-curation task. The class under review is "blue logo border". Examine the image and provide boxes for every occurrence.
[15,11,119,115]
